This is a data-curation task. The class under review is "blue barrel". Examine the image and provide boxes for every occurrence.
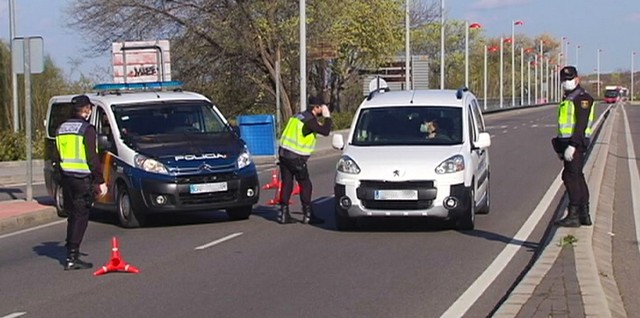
[237,114,277,156]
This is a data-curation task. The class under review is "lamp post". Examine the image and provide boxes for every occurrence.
[524,48,534,104]
[9,0,19,132]
[465,22,482,88]
[534,55,538,103]
[500,37,505,108]
[575,45,580,69]
[520,47,524,105]
[539,40,545,103]
[511,20,523,106]
[632,51,636,101]
[597,48,602,98]
[485,45,499,110]
[440,0,445,89]
[299,0,306,112]
[405,0,410,90]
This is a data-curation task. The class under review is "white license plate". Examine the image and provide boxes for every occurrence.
[189,182,228,194]
[374,189,418,201]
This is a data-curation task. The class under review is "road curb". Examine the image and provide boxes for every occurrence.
[0,206,59,235]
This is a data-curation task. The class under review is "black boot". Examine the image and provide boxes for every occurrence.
[302,205,324,225]
[579,204,592,226]
[555,205,581,228]
[277,205,293,224]
[64,249,93,271]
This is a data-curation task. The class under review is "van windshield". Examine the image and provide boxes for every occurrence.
[113,101,229,137]
[351,106,463,146]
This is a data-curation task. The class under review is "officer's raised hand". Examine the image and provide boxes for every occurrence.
[563,145,575,162]
[321,105,331,118]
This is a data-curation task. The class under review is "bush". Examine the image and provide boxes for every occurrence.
[0,129,46,161]
[331,111,355,130]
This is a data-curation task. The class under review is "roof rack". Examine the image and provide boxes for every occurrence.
[456,87,469,100]
[93,81,183,95]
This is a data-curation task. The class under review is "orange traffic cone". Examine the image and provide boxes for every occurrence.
[267,182,294,205]
[292,182,301,195]
[262,169,281,190]
[93,237,140,276]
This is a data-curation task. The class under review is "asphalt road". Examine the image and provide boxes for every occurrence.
[0,104,610,317]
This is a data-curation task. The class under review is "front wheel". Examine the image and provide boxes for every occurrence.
[335,204,357,231]
[455,187,475,231]
[54,183,67,218]
[227,206,252,220]
[117,185,146,228]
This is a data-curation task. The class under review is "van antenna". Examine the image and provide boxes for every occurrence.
[410,89,416,104]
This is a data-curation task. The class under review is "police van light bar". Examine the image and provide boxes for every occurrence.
[93,81,183,92]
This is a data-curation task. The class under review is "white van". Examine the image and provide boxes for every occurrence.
[44,81,260,228]
[332,81,491,230]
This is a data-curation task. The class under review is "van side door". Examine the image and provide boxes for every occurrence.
[469,99,489,195]
[94,106,118,206]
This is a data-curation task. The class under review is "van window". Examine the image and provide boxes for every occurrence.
[47,102,74,137]
[351,106,462,146]
[113,101,228,137]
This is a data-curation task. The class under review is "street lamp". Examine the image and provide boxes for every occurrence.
[500,37,508,108]
[534,55,538,103]
[597,48,602,98]
[539,40,546,103]
[300,0,306,112]
[524,48,535,105]
[511,20,523,106]
[485,45,499,110]
[405,0,410,90]
[440,0,445,89]
[9,0,19,132]
[632,51,636,101]
[465,22,482,88]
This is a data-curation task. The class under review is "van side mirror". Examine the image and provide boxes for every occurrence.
[98,134,114,153]
[332,134,344,150]
[473,132,491,149]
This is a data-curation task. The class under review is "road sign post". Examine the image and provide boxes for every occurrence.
[12,36,44,202]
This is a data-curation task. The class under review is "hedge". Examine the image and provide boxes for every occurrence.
[0,130,45,161]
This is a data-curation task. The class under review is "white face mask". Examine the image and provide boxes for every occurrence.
[419,123,428,133]
[562,79,577,91]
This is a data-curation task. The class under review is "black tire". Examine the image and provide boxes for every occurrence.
[335,204,357,231]
[117,185,145,228]
[477,175,490,215]
[455,187,475,231]
[227,205,252,220]
[54,183,67,218]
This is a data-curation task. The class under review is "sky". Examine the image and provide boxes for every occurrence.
[0,0,639,81]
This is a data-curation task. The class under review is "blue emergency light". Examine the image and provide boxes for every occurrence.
[92,81,183,92]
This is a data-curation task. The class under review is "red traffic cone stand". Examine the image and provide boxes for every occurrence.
[93,237,140,276]
[292,182,300,195]
[262,169,280,190]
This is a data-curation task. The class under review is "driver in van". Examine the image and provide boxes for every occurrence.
[53,95,108,270]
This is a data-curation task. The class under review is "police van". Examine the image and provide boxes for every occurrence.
[332,79,491,231]
[44,81,260,228]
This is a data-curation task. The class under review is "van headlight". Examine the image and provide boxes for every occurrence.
[436,155,464,174]
[337,156,361,174]
[134,154,169,174]
[237,147,252,169]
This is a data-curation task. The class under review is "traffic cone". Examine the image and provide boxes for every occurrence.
[292,182,300,195]
[267,182,293,205]
[93,237,140,276]
[262,169,281,190]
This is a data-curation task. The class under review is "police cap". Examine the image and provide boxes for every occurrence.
[308,96,324,107]
[71,95,94,109]
[560,66,578,81]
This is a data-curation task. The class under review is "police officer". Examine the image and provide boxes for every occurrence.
[554,66,595,227]
[277,96,332,224]
[54,95,107,270]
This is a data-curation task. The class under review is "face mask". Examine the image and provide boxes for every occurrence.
[562,79,577,91]
[419,123,428,133]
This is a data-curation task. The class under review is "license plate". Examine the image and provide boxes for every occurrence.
[374,189,418,200]
[189,182,228,194]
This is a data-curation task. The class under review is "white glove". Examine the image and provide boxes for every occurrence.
[321,105,331,118]
[98,183,108,197]
[563,145,575,162]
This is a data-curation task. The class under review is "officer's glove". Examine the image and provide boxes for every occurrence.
[563,145,575,162]
[321,105,331,118]
[98,183,108,197]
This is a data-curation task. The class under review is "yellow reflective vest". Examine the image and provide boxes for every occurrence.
[279,112,317,156]
[56,119,92,176]
[557,89,595,139]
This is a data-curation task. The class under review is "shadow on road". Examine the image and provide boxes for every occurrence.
[458,229,539,252]
[32,241,67,266]
[0,187,23,200]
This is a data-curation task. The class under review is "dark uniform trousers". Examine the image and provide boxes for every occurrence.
[62,175,94,250]
[279,156,313,207]
[562,148,589,206]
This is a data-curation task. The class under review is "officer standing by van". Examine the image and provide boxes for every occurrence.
[553,66,595,227]
[277,96,332,224]
[54,95,107,270]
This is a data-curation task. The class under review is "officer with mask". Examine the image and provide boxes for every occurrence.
[277,96,332,224]
[553,66,595,227]
[54,95,108,270]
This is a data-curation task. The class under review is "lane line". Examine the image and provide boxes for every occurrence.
[1,312,27,318]
[0,220,66,240]
[621,105,640,257]
[194,232,243,250]
[440,169,564,317]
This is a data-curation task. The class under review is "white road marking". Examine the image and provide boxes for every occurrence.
[531,124,539,128]
[1,312,27,318]
[194,232,243,250]
[0,220,66,240]
[621,106,640,257]
[440,171,564,317]
[1,181,45,187]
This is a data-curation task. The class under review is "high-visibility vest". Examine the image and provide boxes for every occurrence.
[557,89,595,138]
[279,112,317,156]
[56,119,92,175]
